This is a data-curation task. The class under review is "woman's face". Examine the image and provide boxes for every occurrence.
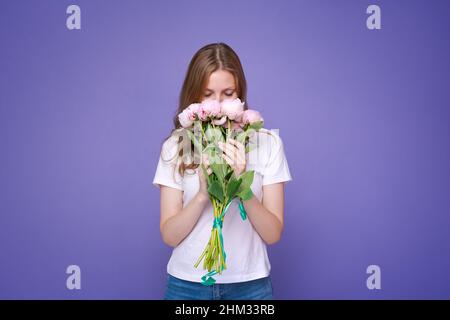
[202,70,238,103]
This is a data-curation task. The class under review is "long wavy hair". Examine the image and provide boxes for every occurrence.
[160,43,250,181]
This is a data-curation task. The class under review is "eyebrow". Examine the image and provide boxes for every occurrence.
[204,87,235,92]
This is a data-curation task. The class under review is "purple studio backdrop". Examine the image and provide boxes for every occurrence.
[1,0,449,299]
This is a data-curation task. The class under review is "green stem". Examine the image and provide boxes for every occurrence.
[200,123,207,145]
[194,245,208,268]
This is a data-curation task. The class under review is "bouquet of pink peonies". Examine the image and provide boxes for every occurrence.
[178,98,264,285]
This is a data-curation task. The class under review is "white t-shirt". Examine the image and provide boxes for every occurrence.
[152,128,292,283]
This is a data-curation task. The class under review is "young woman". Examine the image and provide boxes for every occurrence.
[152,42,292,300]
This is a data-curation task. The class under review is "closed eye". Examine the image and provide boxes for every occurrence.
[204,89,235,98]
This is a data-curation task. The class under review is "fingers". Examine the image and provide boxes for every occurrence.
[228,138,245,154]
[218,140,245,166]
[221,152,234,168]
[199,164,212,176]
[219,139,244,156]
[218,141,236,159]
[201,153,213,175]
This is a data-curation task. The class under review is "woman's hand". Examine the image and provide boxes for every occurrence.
[198,153,212,200]
[218,138,246,177]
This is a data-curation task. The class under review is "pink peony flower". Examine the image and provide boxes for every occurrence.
[212,115,227,125]
[242,109,264,124]
[178,108,194,128]
[201,100,222,118]
[234,111,244,123]
[231,121,244,130]
[187,103,201,115]
[221,98,244,120]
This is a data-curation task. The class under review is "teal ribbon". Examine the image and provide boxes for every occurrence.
[201,270,219,286]
[238,200,247,221]
[213,215,226,263]
[200,198,248,286]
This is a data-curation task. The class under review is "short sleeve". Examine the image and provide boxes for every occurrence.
[262,131,292,186]
[152,136,183,190]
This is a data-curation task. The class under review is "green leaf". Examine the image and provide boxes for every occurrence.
[236,131,248,144]
[208,151,227,182]
[224,170,234,181]
[208,180,224,202]
[236,170,255,200]
[238,170,254,190]
[205,126,225,144]
[248,121,263,131]
[203,143,215,153]
[236,125,261,145]
[210,163,227,183]
[238,188,253,201]
[226,177,242,199]
[238,188,254,201]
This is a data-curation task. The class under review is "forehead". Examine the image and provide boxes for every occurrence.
[205,70,236,90]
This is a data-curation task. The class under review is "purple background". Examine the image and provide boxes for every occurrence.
[1,0,449,299]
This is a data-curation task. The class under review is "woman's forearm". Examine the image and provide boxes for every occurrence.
[161,192,210,247]
[242,196,283,245]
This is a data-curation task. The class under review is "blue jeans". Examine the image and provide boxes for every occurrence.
[163,274,274,300]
